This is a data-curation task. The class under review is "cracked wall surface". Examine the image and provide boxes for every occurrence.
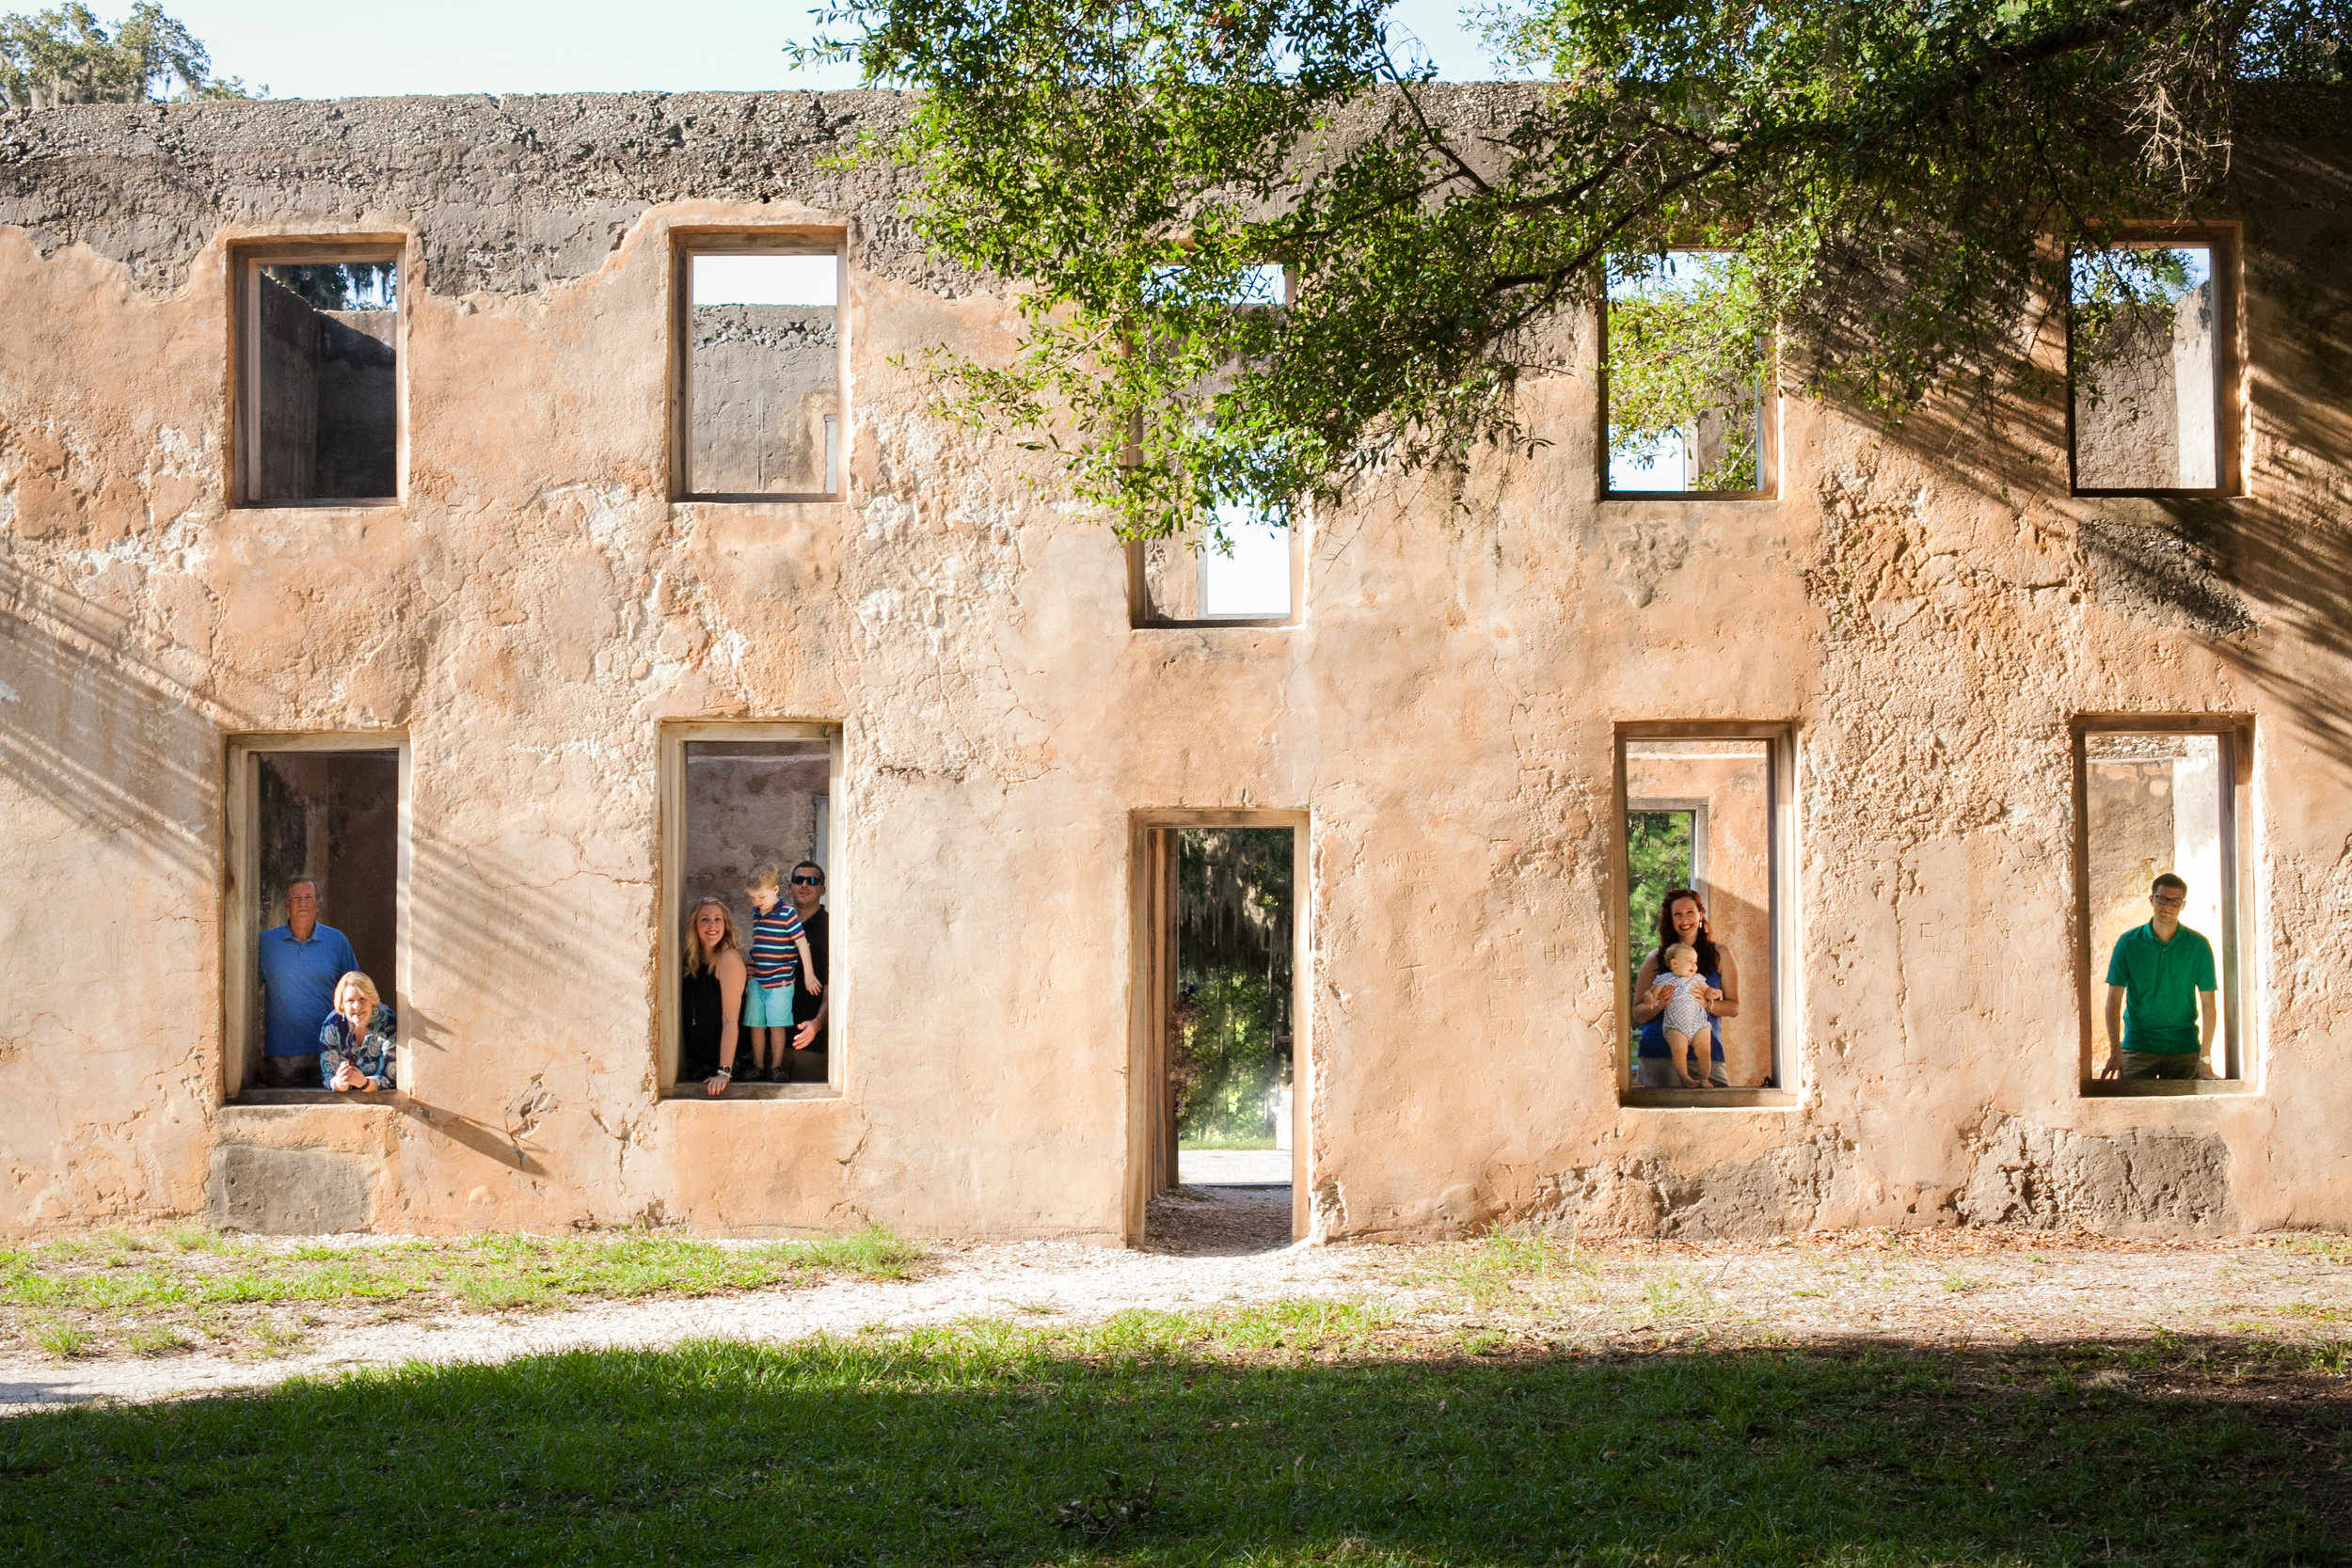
[0,90,2348,1240]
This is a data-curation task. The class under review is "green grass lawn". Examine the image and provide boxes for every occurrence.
[0,1226,924,1359]
[0,1307,2341,1565]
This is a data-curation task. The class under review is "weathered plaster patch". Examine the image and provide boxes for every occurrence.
[208,1144,371,1235]
[1520,1136,1855,1240]
[1958,1116,2236,1233]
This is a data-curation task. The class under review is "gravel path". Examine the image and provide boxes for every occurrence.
[3,1194,2344,1418]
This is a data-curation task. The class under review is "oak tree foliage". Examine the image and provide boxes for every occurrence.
[0,3,254,108]
[817,0,2345,538]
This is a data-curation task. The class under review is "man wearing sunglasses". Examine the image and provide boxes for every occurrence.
[785,861,831,1081]
[2099,873,2218,1082]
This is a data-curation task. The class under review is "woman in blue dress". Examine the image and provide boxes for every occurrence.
[1630,889,1741,1088]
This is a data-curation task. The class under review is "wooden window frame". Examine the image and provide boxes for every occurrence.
[231,238,409,510]
[1611,722,1800,1109]
[1598,252,1781,502]
[220,731,412,1105]
[669,230,850,504]
[1124,517,1308,630]
[2065,225,2243,499]
[2073,714,2255,1097]
[657,719,845,1101]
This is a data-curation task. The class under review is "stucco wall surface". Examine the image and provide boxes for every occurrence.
[0,89,2348,1242]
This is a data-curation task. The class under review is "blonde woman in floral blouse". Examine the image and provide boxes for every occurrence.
[318,972,396,1092]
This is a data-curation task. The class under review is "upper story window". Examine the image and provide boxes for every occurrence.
[2070,238,2232,495]
[1132,498,1300,626]
[1129,261,1300,626]
[238,248,401,506]
[676,242,844,500]
[1604,252,1775,499]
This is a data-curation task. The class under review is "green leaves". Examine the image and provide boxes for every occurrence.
[0,3,254,108]
[822,0,2347,536]
[1605,251,1771,492]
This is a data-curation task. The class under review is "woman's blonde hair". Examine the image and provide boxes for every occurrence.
[334,971,380,1011]
[745,863,783,895]
[683,896,742,976]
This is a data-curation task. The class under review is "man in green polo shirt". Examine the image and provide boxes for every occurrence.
[2100,873,2217,1081]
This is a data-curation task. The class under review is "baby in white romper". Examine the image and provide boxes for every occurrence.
[1654,942,1722,1088]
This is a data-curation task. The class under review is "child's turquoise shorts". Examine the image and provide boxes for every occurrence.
[742,979,796,1028]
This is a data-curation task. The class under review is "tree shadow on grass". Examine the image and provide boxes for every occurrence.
[0,1334,2343,1565]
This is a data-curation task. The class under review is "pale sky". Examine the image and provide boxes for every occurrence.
[166,1,1502,100]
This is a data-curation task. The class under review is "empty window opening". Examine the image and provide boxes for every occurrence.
[1129,263,1300,627]
[1131,502,1300,626]
[1145,261,1288,309]
[1604,252,1773,497]
[237,746,402,1100]
[2071,243,2223,493]
[681,247,842,499]
[669,735,836,1097]
[2080,728,2244,1089]
[1619,735,1787,1101]
[242,256,400,504]
[1143,822,1301,1249]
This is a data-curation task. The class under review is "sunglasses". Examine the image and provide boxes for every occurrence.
[789,874,825,886]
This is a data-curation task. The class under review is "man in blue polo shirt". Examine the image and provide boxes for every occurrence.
[2100,872,2218,1081]
[258,877,358,1089]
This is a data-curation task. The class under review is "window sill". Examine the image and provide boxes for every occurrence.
[1620,1088,1797,1110]
[674,494,846,507]
[1134,617,1297,630]
[2080,1080,2251,1098]
[662,1083,840,1101]
[234,498,401,511]
[1601,490,1778,503]
[224,1090,407,1109]
[2071,487,2235,500]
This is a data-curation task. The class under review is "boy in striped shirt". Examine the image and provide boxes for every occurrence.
[742,864,822,1083]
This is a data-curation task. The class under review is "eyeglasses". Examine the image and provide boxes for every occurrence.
[789,875,824,887]
[2151,895,2186,908]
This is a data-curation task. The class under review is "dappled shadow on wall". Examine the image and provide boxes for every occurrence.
[0,562,242,880]
[1807,224,2352,776]
[402,827,647,1099]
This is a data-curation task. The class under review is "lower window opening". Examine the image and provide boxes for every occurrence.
[240,746,401,1101]
[2080,726,2244,1091]
[673,736,834,1098]
[1619,733,1788,1102]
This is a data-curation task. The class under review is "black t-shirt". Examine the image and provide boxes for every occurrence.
[791,907,829,1046]
[681,967,725,1072]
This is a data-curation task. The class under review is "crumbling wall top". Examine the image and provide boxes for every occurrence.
[0,90,934,295]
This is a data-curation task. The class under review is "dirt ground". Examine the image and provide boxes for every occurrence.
[2,1188,2346,1418]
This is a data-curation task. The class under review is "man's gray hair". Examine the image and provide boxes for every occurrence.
[286,876,320,896]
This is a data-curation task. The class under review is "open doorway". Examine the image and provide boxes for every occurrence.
[1137,816,1306,1249]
